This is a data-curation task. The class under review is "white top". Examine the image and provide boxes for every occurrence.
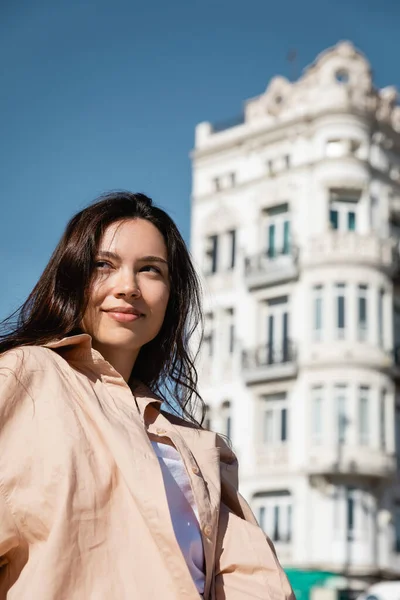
[151,440,205,594]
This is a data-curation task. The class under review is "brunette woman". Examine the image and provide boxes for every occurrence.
[0,191,294,600]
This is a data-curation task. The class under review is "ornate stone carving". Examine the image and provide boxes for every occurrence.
[240,41,399,135]
[263,76,292,116]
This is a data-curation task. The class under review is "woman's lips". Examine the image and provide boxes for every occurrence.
[104,311,143,323]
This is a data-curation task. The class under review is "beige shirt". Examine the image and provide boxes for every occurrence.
[0,334,294,600]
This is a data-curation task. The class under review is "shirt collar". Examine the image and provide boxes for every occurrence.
[43,333,162,406]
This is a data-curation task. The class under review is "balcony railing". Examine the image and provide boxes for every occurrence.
[302,231,395,271]
[244,246,299,290]
[307,447,397,480]
[242,341,297,384]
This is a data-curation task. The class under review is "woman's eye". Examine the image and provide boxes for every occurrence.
[95,260,112,269]
[141,265,161,274]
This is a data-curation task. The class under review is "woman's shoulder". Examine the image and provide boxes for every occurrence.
[0,345,63,385]
[0,344,59,366]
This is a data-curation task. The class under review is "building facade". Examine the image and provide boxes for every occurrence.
[190,41,400,592]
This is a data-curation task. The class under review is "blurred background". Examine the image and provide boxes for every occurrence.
[1,1,400,599]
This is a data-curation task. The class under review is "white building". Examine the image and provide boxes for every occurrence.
[190,41,400,596]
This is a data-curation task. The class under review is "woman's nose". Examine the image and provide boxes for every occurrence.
[114,271,141,298]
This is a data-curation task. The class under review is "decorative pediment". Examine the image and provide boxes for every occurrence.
[244,41,400,132]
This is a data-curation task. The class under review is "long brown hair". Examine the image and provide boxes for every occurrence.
[0,191,205,424]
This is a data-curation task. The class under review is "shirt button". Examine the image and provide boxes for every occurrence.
[203,524,212,537]
[156,428,167,435]
[191,465,199,475]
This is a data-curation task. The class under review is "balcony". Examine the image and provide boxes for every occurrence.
[244,246,299,290]
[307,446,397,481]
[242,341,297,384]
[302,231,395,272]
[255,444,289,470]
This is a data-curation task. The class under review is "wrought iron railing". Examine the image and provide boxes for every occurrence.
[242,341,296,370]
[244,246,299,277]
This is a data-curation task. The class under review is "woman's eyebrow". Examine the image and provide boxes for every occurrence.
[139,255,168,265]
[97,250,120,260]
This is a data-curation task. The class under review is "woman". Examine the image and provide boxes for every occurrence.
[0,191,294,600]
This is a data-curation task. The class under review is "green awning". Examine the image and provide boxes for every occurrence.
[285,569,338,600]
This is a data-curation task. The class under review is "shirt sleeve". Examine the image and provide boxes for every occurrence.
[0,486,19,555]
[214,502,295,600]
[0,351,26,596]
[214,434,295,600]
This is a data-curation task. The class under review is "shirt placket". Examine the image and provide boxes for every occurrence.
[148,425,217,600]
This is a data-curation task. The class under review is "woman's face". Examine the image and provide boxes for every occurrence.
[82,218,170,363]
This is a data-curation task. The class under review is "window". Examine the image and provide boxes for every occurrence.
[335,283,346,339]
[380,390,387,451]
[371,195,379,231]
[284,154,291,169]
[258,506,266,530]
[346,487,355,540]
[227,229,236,270]
[213,177,221,192]
[389,216,400,240]
[329,189,360,232]
[394,305,400,349]
[273,506,280,540]
[268,223,276,257]
[312,285,323,341]
[357,285,368,341]
[311,386,323,444]
[261,394,288,445]
[204,405,211,430]
[378,289,385,347]
[265,204,290,258]
[229,172,236,187]
[222,400,232,439]
[334,486,370,541]
[335,385,348,444]
[395,504,400,553]
[266,296,290,364]
[203,312,214,357]
[267,160,274,176]
[330,209,339,230]
[281,408,288,442]
[205,235,218,274]
[358,387,370,446]
[348,211,356,231]
[253,491,292,543]
[283,221,290,255]
[225,308,235,354]
[264,410,274,443]
[395,407,400,468]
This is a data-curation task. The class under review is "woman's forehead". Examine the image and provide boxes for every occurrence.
[99,219,167,256]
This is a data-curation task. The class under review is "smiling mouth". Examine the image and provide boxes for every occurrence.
[103,310,144,323]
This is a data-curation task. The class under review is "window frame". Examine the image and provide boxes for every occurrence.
[335,283,346,339]
[260,393,288,446]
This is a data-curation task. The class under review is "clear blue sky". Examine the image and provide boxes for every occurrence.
[1,0,399,320]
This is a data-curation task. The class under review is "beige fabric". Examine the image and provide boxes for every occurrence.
[0,334,295,600]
